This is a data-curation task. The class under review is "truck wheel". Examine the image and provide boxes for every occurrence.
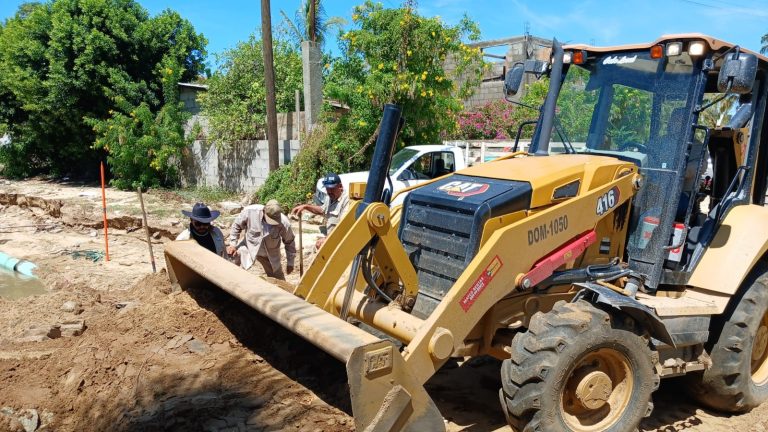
[499,300,657,432]
[689,266,768,412]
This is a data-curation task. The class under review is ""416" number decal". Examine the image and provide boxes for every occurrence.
[596,186,620,216]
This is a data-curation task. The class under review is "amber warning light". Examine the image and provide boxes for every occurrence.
[572,50,586,64]
[650,45,664,59]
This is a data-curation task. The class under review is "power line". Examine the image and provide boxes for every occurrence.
[686,0,764,8]
[677,0,768,15]
[677,0,719,9]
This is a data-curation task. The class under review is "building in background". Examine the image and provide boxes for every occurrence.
[445,34,552,110]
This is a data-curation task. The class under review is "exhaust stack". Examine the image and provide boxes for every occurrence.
[358,104,402,217]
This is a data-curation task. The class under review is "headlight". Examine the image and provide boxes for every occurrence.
[689,41,706,56]
[666,42,683,56]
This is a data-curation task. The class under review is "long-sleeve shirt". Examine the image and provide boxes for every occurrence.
[228,204,296,271]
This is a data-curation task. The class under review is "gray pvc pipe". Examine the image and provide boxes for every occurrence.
[0,251,37,277]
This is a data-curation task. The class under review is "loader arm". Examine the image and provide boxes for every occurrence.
[294,200,420,308]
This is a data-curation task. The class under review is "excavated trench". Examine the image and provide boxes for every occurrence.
[0,192,174,239]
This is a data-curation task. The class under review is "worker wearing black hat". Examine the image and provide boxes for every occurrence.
[176,202,226,257]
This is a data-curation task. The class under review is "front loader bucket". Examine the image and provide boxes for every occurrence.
[165,240,444,432]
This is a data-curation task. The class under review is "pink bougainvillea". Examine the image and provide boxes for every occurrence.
[454,100,536,140]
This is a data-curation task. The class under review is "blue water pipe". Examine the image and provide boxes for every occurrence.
[0,251,37,277]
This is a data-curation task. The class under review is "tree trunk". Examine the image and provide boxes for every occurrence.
[261,0,279,172]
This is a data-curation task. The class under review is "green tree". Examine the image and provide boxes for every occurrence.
[279,0,346,49]
[198,34,303,143]
[330,0,484,145]
[699,94,738,128]
[86,60,192,189]
[257,1,485,208]
[0,0,206,178]
[762,32,768,54]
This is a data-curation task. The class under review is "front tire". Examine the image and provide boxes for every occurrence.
[690,266,768,412]
[499,300,658,432]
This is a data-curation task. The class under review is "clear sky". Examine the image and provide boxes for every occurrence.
[1,0,766,66]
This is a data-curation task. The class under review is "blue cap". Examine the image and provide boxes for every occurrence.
[322,173,341,188]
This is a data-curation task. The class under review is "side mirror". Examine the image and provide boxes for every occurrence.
[504,59,550,97]
[718,52,757,94]
[504,64,524,96]
[524,59,548,75]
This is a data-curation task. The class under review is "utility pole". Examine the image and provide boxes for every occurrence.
[261,0,279,172]
[309,0,316,43]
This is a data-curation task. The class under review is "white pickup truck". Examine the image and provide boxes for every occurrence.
[314,143,518,206]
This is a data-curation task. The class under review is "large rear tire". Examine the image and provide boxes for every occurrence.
[499,300,658,432]
[689,266,768,412]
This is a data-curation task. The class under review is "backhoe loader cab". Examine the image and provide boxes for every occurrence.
[518,35,764,292]
[166,34,768,432]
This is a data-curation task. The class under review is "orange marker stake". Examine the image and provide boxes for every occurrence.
[100,161,110,261]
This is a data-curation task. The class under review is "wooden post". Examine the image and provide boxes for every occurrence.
[137,187,156,273]
[100,161,110,261]
[295,89,301,140]
[298,210,304,276]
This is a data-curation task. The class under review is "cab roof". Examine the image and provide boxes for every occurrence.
[564,33,768,64]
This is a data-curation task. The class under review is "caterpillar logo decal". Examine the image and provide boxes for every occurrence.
[438,181,490,199]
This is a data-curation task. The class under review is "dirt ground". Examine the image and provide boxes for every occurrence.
[2,179,768,432]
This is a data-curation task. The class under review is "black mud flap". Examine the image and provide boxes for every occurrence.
[573,282,675,347]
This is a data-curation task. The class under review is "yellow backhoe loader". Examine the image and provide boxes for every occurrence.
[166,34,768,431]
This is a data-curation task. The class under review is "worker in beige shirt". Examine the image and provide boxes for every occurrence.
[226,200,296,280]
[291,173,350,249]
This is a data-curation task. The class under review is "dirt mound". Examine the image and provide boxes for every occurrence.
[0,272,353,432]
[0,193,63,218]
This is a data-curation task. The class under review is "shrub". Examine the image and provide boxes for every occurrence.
[86,60,193,189]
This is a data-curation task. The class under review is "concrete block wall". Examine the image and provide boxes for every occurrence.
[181,139,301,192]
[277,111,304,141]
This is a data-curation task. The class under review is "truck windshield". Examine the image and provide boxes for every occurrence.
[389,148,419,175]
[551,50,699,171]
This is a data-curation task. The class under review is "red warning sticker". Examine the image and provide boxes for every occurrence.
[459,256,503,312]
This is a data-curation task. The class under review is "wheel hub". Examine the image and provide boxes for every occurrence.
[753,325,768,363]
[575,370,613,410]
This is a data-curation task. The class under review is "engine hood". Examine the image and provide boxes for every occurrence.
[458,154,637,208]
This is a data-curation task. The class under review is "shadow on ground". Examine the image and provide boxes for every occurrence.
[80,283,354,432]
[182,283,352,411]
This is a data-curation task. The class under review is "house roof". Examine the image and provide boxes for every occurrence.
[178,82,209,90]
